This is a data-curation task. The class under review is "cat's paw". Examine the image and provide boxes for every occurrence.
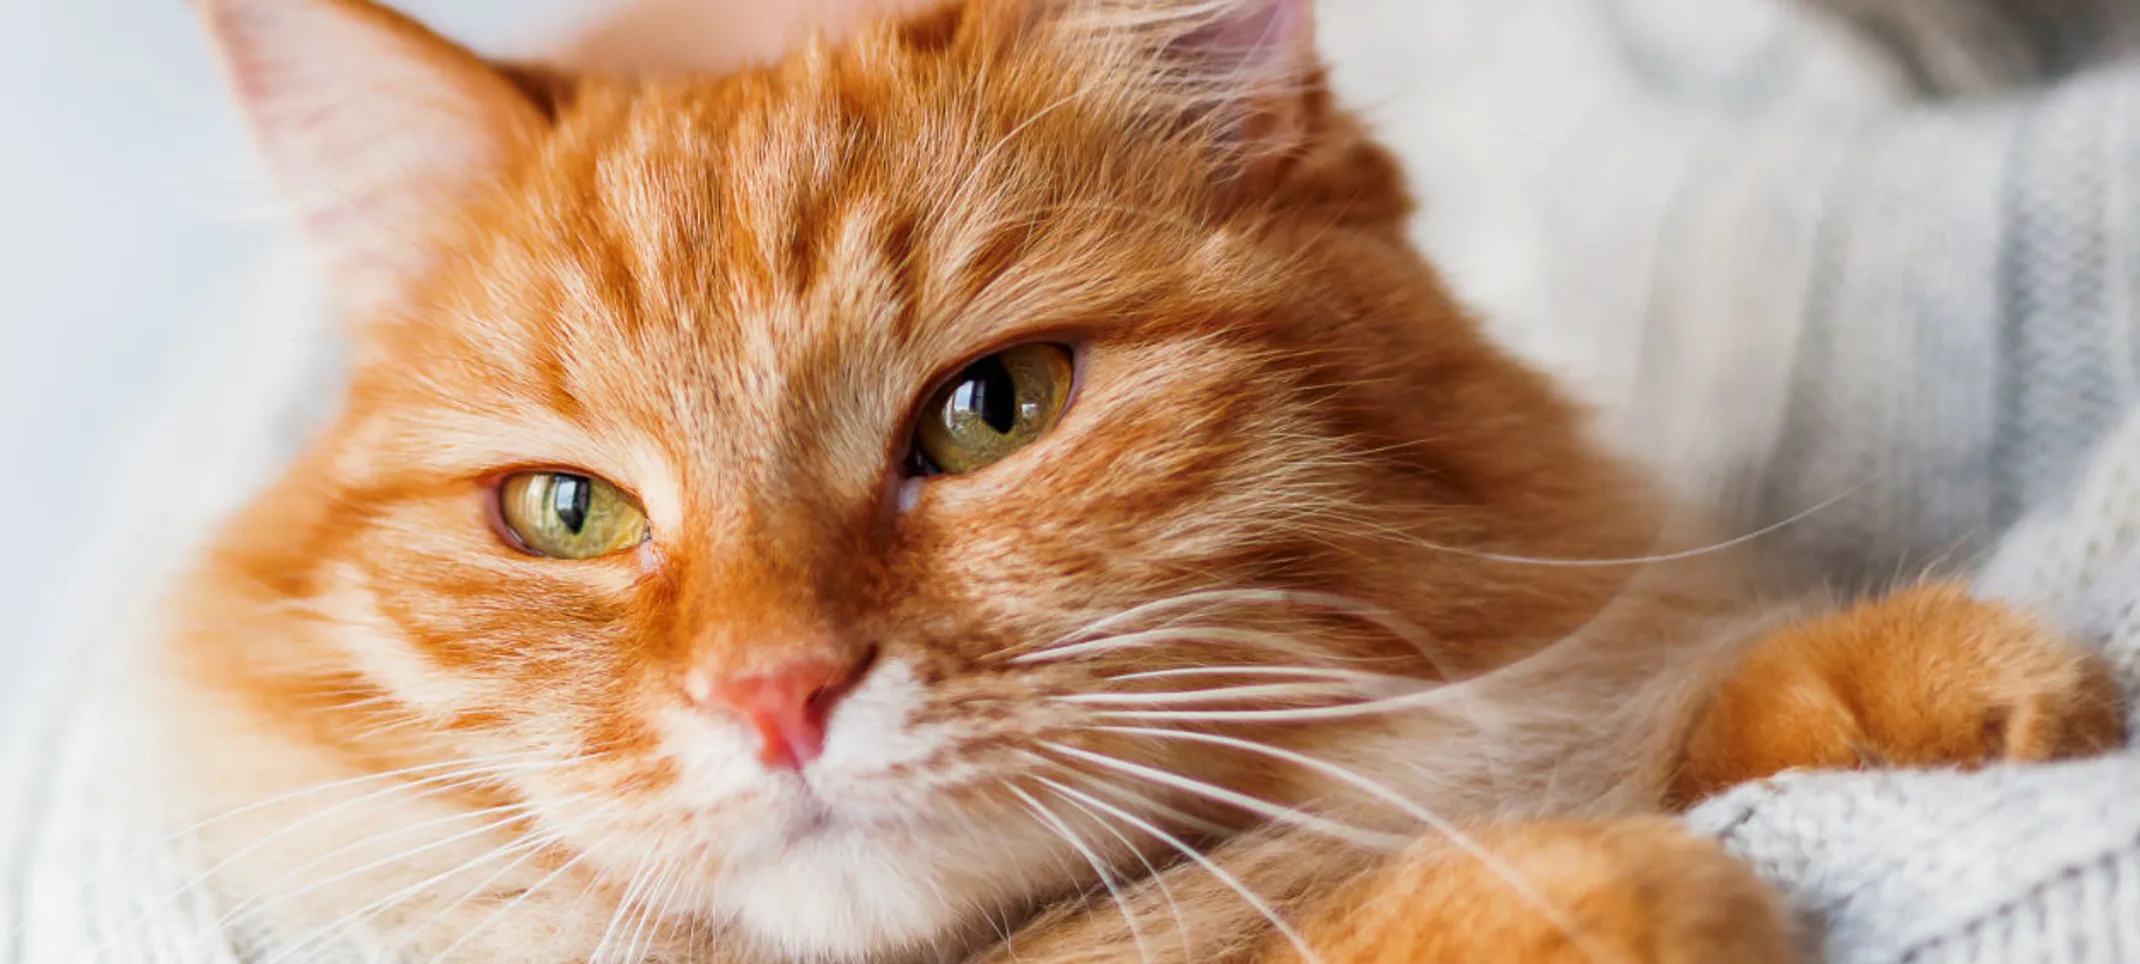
[1301,818,1792,964]
[1673,582,2126,806]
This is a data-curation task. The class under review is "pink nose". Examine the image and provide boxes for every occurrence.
[697,656,866,771]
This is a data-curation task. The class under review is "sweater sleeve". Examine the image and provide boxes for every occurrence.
[1683,406,2140,964]
[1326,1,2140,958]
[1686,757,2140,964]
[1326,0,2140,593]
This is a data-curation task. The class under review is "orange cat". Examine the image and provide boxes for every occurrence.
[160,0,2123,961]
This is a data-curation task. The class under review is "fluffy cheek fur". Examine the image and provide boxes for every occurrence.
[170,0,1675,959]
[278,328,1409,957]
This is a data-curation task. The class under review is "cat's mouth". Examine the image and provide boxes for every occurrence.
[779,788,841,843]
[760,771,924,849]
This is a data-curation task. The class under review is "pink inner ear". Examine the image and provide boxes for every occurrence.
[201,0,547,320]
[1169,0,1312,85]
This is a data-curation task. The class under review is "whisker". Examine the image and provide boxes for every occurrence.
[1106,666,1424,689]
[1007,785,1154,964]
[587,856,655,964]
[1409,481,1868,569]
[255,826,566,964]
[1089,726,1593,953]
[422,849,595,963]
[1080,689,1456,724]
[1044,784,1197,963]
[1014,627,1333,666]
[208,784,557,928]
[93,754,574,951]
[1008,588,1455,678]
[219,801,550,935]
[1029,757,1239,840]
[144,751,555,860]
[1059,589,1437,649]
[1029,775,1322,964]
[395,832,554,950]
[1058,682,1360,707]
[1039,742,1407,850]
[615,859,679,964]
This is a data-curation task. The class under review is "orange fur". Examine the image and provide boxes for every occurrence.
[1674,582,2126,807]
[157,1,2125,962]
[1293,819,1791,964]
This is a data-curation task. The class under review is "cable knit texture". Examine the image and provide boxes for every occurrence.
[7,0,2140,960]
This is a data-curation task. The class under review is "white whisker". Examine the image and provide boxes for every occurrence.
[1008,785,1154,964]
[1044,783,1196,962]
[1030,775,1322,964]
[1060,682,1359,706]
[1028,756,1240,840]
[1415,481,1867,568]
[615,859,680,964]
[94,754,570,952]
[221,802,549,937]
[587,856,655,964]
[1090,726,1593,953]
[397,832,555,949]
[255,825,565,964]
[423,849,595,963]
[1106,665,1423,689]
[1082,688,1457,724]
[1040,741,1407,850]
[1014,627,1332,665]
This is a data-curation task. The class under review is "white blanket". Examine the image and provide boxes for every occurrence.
[8,0,2140,959]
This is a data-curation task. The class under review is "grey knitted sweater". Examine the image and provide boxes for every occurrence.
[1323,0,2140,959]
[6,0,2140,960]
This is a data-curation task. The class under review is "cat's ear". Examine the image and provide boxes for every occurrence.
[1036,0,1321,167]
[200,0,549,319]
[567,0,952,76]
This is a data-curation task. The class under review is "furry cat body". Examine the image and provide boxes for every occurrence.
[157,1,2118,962]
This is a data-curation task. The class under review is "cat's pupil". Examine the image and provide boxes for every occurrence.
[949,356,1018,434]
[551,475,593,535]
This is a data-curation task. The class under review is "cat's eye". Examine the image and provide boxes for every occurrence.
[495,471,649,559]
[911,343,1075,476]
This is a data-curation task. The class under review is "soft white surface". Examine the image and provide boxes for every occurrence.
[0,0,260,678]
[9,3,2140,963]
[0,0,601,700]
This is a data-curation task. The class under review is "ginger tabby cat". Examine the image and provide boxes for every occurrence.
[163,0,2124,960]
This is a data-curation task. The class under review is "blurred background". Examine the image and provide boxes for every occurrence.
[0,0,603,679]
[0,0,1040,688]
[6,0,2137,695]
[0,0,1843,682]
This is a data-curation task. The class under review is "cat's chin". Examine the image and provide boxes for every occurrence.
[630,656,1055,959]
[714,812,1044,963]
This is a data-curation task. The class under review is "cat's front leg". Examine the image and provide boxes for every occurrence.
[1671,582,2126,806]
[1289,818,1793,964]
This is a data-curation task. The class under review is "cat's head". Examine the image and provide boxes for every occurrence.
[187,0,1653,957]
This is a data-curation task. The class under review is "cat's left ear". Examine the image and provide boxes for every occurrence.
[199,0,550,321]
[1154,0,1317,142]
[1029,0,1332,190]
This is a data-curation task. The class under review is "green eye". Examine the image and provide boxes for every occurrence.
[496,471,649,559]
[912,343,1075,475]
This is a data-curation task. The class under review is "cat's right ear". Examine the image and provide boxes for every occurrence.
[199,0,549,320]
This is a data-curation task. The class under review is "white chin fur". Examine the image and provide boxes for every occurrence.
[651,658,1053,960]
[724,828,973,960]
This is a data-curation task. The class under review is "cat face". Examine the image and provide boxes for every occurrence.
[186,0,1650,958]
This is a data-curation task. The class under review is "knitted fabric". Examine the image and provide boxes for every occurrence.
[1680,409,2140,964]
[1328,0,2140,590]
[8,0,2140,960]
[1323,0,2140,959]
